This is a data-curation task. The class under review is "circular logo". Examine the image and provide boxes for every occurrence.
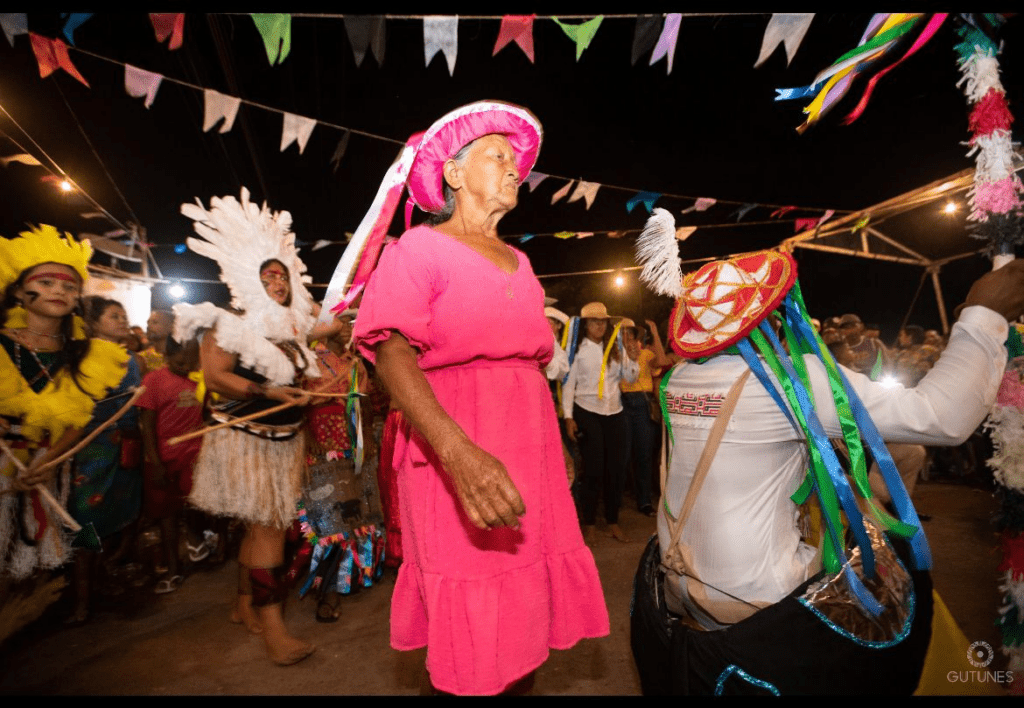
[968,641,994,668]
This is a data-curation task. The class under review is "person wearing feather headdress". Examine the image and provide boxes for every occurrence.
[0,226,129,589]
[172,188,325,666]
[629,207,1024,695]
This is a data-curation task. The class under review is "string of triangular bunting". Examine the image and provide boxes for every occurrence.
[4,32,848,237]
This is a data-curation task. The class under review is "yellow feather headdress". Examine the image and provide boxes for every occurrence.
[0,225,92,293]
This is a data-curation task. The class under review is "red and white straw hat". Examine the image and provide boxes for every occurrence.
[319,100,542,322]
[668,250,797,358]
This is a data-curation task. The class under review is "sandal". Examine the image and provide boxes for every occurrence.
[187,541,210,563]
[154,575,184,594]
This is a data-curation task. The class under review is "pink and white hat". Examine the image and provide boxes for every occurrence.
[318,100,542,323]
[407,101,542,213]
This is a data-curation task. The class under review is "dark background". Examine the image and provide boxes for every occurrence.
[1,12,1020,340]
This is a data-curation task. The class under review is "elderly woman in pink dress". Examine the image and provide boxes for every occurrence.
[347,102,609,695]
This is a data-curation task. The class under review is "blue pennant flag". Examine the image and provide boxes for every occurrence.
[626,191,662,214]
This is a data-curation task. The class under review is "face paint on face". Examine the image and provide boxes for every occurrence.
[17,264,81,317]
[260,262,291,305]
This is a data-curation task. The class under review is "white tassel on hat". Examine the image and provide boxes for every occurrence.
[635,207,684,298]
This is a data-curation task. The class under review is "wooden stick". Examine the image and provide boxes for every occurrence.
[167,369,348,447]
[36,386,147,474]
[166,396,310,446]
[0,438,82,533]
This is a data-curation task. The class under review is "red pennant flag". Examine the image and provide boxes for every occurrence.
[29,33,89,87]
[794,217,818,232]
[150,13,184,50]
[493,15,535,63]
[771,205,797,218]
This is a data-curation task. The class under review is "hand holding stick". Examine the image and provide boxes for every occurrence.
[0,438,82,533]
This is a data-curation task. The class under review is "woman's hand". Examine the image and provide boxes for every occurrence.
[440,438,525,530]
[264,385,311,407]
[564,418,578,442]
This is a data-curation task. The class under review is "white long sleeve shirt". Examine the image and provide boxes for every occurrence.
[562,337,639,417]
[544,332,570,381]
[657,306,1009,625]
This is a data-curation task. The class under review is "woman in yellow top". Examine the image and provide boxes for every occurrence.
[620,318,673,516]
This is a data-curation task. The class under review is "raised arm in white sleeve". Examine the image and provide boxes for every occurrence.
[808,306,1008,445]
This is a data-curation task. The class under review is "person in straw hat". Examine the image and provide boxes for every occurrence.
[345,101,608,695]
[628,208,1024,694]
[562,301,640,545]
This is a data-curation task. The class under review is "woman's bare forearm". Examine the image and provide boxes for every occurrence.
[375,331,469,464]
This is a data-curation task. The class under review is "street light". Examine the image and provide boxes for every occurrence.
[168,283,186,299]
[614,273,626,288]
[59,179,73,192]
[943,201,957,215]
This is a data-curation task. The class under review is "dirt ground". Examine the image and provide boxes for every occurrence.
[0,478,1012,695]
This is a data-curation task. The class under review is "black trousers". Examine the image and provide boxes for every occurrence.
[573,406,629,525]
[630,535,933,695]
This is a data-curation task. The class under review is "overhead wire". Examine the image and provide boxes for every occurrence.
[0,100,132,235]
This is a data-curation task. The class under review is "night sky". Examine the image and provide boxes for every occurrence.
[1,12,1020,340]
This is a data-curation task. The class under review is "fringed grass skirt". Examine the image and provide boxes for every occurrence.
[189,427,306,530]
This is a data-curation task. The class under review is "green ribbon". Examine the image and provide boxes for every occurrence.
[785,282,918,538]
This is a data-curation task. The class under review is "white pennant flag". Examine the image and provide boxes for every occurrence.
[0,153,42,167]
[203,89,242,134]
[125,64,163,109]
[567,180,601,210]
[280,112,317,154]
[424,15,458,75]
[754,14,815,68]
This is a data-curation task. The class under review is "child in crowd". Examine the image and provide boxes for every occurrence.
[136,337,204,594]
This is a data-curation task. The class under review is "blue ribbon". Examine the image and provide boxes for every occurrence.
[774,81,825,101]
[561,316,581,386]
[519,233,535,243]
[736,338,799,431]
[755,320,883,616]
[780,295,931,571]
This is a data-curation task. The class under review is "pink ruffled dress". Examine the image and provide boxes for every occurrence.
[353,225,609,694]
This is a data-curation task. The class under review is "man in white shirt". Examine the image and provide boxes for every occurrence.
[630,246,1024,695]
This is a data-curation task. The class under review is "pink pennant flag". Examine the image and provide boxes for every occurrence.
[125,64,162,108]
[551,179,574,205]
[567,180,601,209]
[576,231,595,239]
[524,171,548,192]
[202,89,241,133]
[649,13,681,74]
[29,33,90,87]
[681,197,716,213]
[150,13,184,50]
[817,209,835,226]
[794,217,818,232]
[493,15,535,62]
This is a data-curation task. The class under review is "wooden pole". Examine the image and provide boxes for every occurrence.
[0,439,82,533]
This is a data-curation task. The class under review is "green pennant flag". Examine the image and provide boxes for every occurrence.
[552,16,603,61]
[252,13,291,65]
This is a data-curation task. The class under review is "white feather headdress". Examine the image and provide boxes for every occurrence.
[635,207,684,298]
[173,187,320,384]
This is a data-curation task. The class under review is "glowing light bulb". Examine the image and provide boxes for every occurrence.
[943,201,957,214]
[168,283,186,299]
[59,180,72,192]
[614,275,625,288]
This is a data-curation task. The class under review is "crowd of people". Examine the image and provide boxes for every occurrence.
[3,99,1023,695]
